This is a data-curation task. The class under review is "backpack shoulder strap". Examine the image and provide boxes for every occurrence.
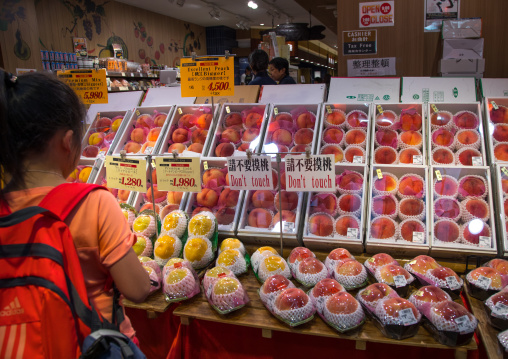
[39,183,106,220]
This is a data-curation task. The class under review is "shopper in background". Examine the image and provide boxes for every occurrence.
[247,49,277,86]
[0,70,150,342]
[268,57,296,84]
[240,66,252,85]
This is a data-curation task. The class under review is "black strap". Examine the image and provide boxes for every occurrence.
[0,276,72,309]
[0,243,63,266]
[0,207,48,227]
[81,330,135,359]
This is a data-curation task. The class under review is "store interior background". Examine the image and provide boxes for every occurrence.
[1,0,507,80]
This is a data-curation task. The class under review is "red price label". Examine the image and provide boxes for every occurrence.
[120,177,142,187]
[83,91,104,100]
[208,82,230,92]
[361,15,371,26]
[381,3,391,14]
[170,177,196,187]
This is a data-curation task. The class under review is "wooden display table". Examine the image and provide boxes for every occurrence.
[123,290,171,318]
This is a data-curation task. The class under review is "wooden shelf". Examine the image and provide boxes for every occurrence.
[123,289,171,315]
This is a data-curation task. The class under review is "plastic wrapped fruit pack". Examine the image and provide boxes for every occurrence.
[364,253,398,277]
[374,263,415,297]
[373,106,423,165]
[430,106,484,166]
[83,114,125,159]
[498,329,508,356]
[320,292,365,333]
[309,278,345,314]
[320,106,369,164]
[373,297,421,340]
[487,101,508,163]
[369,169,427,245]
[305,169,365,240]
[333,258,368,290]
[466,266,508,301]
[432,169,493,249]
[268,287,316,327]
[408,286,451,318]
[121,110,167,155]
[425,301,477,346]
[357,283,400,315]
[485,289,508,330]
[204,268,249,315]
[163,261,200,302]
[264,106,318,158]
[211,106,266,157]
[259,274,296,312]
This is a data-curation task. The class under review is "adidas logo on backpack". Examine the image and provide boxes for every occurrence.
[0,297,24,317]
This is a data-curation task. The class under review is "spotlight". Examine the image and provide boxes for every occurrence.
[248,1,258,9]
[209,7,221,20]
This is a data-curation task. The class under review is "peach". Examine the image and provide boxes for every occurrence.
[494,124,508,142]
[336,259,363,277]
[400,112,422,131]
[298,257,324,275]
[82,146,99,158]
[215,143,235,157]
[372,195,397,216]
[147,127,161,142]
[378,264,412,284]
[95,117,112,132]
[237,143,251,152]
[399,148,421,164]
[465,199,489,219]
[459,176,486,197]
[454,112,478,129]
[323,128,344,144]
[344,147,364,163]
[431,301,474,323]
[251,190,274,208]
[188,143,203,153]
[374,147,397,164]
[458,149,482,166]
[274,113,293,125]
[292,144,309,154]
[432,129,454,147]
[469,267,503,289]
[433,148,454,164]
[490,106,508,124]
[88,132,105,146]
[172,128,189,143]
[296,112,315,129]
[118,190,131,202]
[136,114,153,129]
[191,129,208,144]
[366,253,396,270]
[140,141,156,154]
[381,298,419,319]
[399,176,424,197]
[400,131,422,147]
[203,168,226,187]
[274,191,299,211]
[326,111,345,126]
[245,112,263,129]
[248,208,272,228]
[272,210,296,227]
[309,214,334,237]
[288,247,314,265]
[345,129,366,146]
[167,143,186,154]
[359,283,393,304]
[407,256,439,275]
[215,207,236,225]
[376,111,397,128]
[242,128,260,142]
[221,128,241,143]
[376,129,398,148]
[337,171,363,191]
[327,292,359,315]
[146,185,167,203]
[262,275,292,295]
[335,216,359,237]
[123,141,141,153]
[399,198,424,217]
[431,112,452,127]
[218,188,239,207]
[196,114,212,130]
[178,114,197,129]
[457,130,480,145]
[463,221,490,245]
[225,113,243,128]
[434,220,460,242]
[197,188,219,208]
[346,111,368,128]
[167,191,183,204]
[310,193,337,215]
[374,175,397,193]
[494,143,508,161]
[312,278,344,297]
[427,268,461,286]
[160,205,180,219]
[435,177,458,196]
[270,129,293,146]
[488,259,508,275]
[400,220,425,242]
[328,248,353,262]
[154,113,167,127]
[275,288,308,311]
[338,194,361,213]
[192,206,212,217]
[321,145,343,163]
[434,198,460,219]
[371,217,396,239]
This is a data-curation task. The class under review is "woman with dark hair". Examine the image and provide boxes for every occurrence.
[0,70,150,342]
[247,49,277,86]
[268,57,296,84]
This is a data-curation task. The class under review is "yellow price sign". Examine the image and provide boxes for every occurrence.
[376,169,383,179]
[326,105,332,114]
[377,105,384,114]
[431,104,439,113]
[155,157,201,192]
[502,167,508,176]
[57,69,108,105]
[105,156,146,192]
[180,56,234,97]
[435,170,442,181]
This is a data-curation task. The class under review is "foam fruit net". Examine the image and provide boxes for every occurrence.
[334,263,367,289]
[498,330,508,351]
[375,298,421,326]
[258,257,291,282]
[425,269,464,290]
[203,268,235,293]
[323,299,365,331]
[183,236,213,269]
[163,268,197,300]
[216,252,247,276]
[274,293,315,324]
[429,304,477,333]
[211,278,247,312]
[259,280,296,312]
[295,264,329,287]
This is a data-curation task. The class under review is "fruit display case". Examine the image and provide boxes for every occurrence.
[259,103,323,159]
[365,165,430,256]
[110,106,174,156]
[81,110,133,161]
[158,104,220,157]
[429,166,497,259]
[426,102,487,167]
[301,164,368,253]
[67,158,102,185]
[371,103,426,166]
[317,103,372,165]
[204,103,271,159]
[236,160,303,247]
[183,158,245,237]
[484,98,508,165]
[92,159,136,204]
[491,164,508,256]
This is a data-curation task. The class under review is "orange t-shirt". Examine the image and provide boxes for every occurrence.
[4,186,137,337]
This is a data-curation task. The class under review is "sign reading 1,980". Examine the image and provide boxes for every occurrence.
[180,56,234,97]
[285,155,335,192]
[227,156,273,190]
[105,156,146,192]
[155,157,201,192]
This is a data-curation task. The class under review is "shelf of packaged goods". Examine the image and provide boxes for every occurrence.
[106,71,158,78]
[108,86,154,92]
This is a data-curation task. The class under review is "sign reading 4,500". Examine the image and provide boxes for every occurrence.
[120,176,142,187]
[207,82,229,91]
[83,91,104,100]
[171,177,196,187]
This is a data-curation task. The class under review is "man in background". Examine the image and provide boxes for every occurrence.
[268,57,296,84]
[247,50,277,86]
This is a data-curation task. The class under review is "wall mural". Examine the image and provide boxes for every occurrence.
[0,1,31,60]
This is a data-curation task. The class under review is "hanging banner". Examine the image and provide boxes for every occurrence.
[343,30,377,55]
[180,56,234,97]
[425,0,459,32]
[57,69,108,104]
[359,1,394,28]
[347,57,396,77]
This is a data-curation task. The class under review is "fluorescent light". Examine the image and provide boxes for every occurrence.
[248,1,258,9]
[260,23,264,26]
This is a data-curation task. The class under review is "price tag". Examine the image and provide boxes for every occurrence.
[347,227,358,239]
[431,104,439,113]
[492,101,499,110]
[130,73,135,77]
[376,169,383,179]
[118,86,129,91]
[393,275,407,288]
[367,257,375,263]
[435,170,442,181]
[274,107,279,115]
[415,290,424,297]
[446,276,461,290]
[228,156,274,190]
[226,106,230,114]
[398,308,417,326]
[377,105,384,114]
[105,156,147,192]
[362,289,371,296]
[412,155,422,165]
[479,236,491,248]
[493,302,508,317]
[326,105,332,114]
[353,156,363,164]
[502,167,508,176]
[136,110,141,116]
[155,157,201,192]
[143,146,153,155]
[477,275,492,290]
[472,157,483,166]
[178,108,183,115]
[283,222,295,233]
[56,68,108,105]
[121,72,126,77]
[454,315,473,333]
[180,56,234,97]
[203,161,208,171]
[412,232,424,243]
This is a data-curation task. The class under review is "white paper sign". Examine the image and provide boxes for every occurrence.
[446,276,461,290]
[479,236,491,248]
[347,57,396,77]
[359,1,394,28]
[412,232,424,244]
[393,275,407,288]
[477,275,492,290]
[412,155,423,165]
[472,156,483,166]
[285,155,335,192]
[398,308,417,326]
[347,228,359,239]
[227,156,273,190]
[353,156,364,164]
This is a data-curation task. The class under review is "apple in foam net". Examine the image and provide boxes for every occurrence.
[326,292,358,315]
[312,278,344,297]
[262,275,292,294]
[275,288,309,311]
[399,176,424,197]
[359,283,393,303]
[407,255,440,275]
[459,177,486,197]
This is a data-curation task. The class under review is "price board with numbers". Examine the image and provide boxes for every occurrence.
[105,156,146,192]
[285,155,334,192]
[180,56,234,97]
[57,69,108,104]
[155,157,201,192]
[227,156,273,190]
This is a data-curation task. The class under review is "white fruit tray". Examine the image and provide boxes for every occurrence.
[483,98,508,165]
[488,164,507,256]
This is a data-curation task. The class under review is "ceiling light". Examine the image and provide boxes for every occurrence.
[260,23,264,26]
[248,1,258,9]
[209,7,221,20]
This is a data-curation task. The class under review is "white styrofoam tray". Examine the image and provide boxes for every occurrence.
[487,164,506,256]
[483,98,508,165]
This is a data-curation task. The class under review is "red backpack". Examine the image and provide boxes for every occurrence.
[0,183,108,358]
